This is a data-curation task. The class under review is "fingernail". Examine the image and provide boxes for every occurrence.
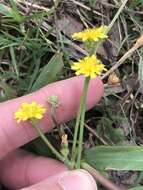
[58,169,97,190]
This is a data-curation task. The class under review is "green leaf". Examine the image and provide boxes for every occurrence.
[97,117,125,145]
[10,46,19,76]
[31,53,63,92]
[129,187,143,190]
[9,0,23,22]
[22,9,55,22]
[27,58,41,92]
[88,0,97,7]
[84,146,143,171]
[0,4,11,16]
[0,78,17,101]
[0,0,23,22]
[26,138,54,157]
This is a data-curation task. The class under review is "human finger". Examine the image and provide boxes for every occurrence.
[0,149,66,189]
[0,76,103,159]
[21,170,97,190]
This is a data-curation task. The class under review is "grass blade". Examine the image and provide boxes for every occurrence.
[9,46,19,76]
[31,52,63,91]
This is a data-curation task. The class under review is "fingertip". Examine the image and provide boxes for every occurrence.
[20,169,97,190]
[58,169,97,190]
[0,150,66,189]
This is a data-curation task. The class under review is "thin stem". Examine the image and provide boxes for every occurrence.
[76,77,90,168]
[95,0,128,53]
[71,101,82,162]
[51,106,63,138]
[107,0,128,33]
[71,78,89,162]
[31,122,73,169]
[85,124,108,145]
[81,162,123,190]
[31,121,72,168]
[33,123,64,161]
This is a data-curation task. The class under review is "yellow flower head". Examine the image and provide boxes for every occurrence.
[71,55,106,78]
[72,26,108,42]
[14,101,46,123]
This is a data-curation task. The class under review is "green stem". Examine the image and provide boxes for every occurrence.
[71,102,82,162]
[71,78,89,163]
[76,77,90,168]
[107,0,128,33]
[33,124,63,160]
[95,0,128,54]
[31,121,72,168]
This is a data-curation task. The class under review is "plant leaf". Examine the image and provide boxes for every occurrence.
[31,53,63,92]
[129,187,143,190]
[26,138,54,157]
[0,4,11,16]
[10,46,19,76]
[0,78,17,101]
[84,146,143,171]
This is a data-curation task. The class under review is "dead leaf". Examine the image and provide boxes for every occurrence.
[56,14,83,37]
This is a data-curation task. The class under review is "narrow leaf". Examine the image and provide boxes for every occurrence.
[31,53,63,91]
[84,146,143,171]
[129,187,143,190]
[9,46,19,76]
[0,4,11,16]
[0,79,17,100]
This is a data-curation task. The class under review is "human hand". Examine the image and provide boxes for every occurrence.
[0,76,103,189]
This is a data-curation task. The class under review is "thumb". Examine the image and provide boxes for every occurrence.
[21,170,97,190]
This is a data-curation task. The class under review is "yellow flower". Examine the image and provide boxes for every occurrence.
[72,26,108,42]
[15,101,46,123]
[71,55,106,78]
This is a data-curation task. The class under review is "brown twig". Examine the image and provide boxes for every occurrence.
[15,0,50,11]
[82,162,125,190]
[85,124,108,145]
[70,0,106,18]
[101,35,143,80]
